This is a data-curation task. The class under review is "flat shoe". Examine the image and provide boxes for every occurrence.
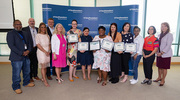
[73,76,79,79]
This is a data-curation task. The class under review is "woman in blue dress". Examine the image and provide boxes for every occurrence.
[79,27,93,80]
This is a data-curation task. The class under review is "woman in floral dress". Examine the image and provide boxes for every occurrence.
[92,26,113,86]
[67,19,82,82]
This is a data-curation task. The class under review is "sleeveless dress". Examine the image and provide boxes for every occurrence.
[52,34,67,67]
[79,35,93,65]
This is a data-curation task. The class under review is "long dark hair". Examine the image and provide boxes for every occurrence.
[122,22,131,33]
[109,23,118,41]
[70,19,78,29]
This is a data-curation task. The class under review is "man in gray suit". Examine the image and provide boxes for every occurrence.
[7,20,35,94]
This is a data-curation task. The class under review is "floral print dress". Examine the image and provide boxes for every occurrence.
[67,29,82,66]
[92,35,113,72]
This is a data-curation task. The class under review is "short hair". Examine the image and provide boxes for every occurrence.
[48,18,54,21]
[133,26,141,31]
[161,22,170,33]
[122,22,131,32]
[98,26,106,31]
[13,19,21,25]
[148,26,156,34]
[83,27,89,31]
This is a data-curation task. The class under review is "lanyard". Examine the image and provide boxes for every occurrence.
[18,33,26,44]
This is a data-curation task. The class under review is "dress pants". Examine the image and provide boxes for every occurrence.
[29,47,38,79]
[121,53,131,75]
[143,50,155,79]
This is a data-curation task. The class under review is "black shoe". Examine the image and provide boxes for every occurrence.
[109,78,114,82]
[147,80,152,85]
[111,78,119,84]
[141,79,149,84]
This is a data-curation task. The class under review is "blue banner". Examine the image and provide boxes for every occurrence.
[42,4,139,75]
[43,4,138,37]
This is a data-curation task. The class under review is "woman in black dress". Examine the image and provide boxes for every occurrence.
[79,27,93,80]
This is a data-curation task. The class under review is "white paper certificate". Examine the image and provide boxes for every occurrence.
[114,42,125,52]
[101,39,114,51]
[90,41,100,51]
[78,42,89,51]
[68,34,78,43]
[125,43,137,52]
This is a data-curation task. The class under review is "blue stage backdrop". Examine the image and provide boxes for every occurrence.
[42,4,139,75]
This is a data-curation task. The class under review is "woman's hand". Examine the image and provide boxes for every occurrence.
[53,54,57,60]
[105,50,110,53]
[93,50,96,53]
[80,50,85,53]
[118,51,123,54]
[133,53,138,60]
[144,55,150,59]
[157,53,161,57]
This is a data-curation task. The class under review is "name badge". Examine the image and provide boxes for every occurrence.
[25,44,27,49]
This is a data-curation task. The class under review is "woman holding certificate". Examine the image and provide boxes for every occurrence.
[51,23,67,84]
[36,22,51,87]
[120,22,134,83]
[78,27,93,80]
[130,26,144,84]
[108,23,122,84]
[154,22,173,86]
[92,26,113,86]
[67,19,82,82]
[141,26,159,85]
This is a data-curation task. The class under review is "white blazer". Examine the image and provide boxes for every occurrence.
[51,34,66,55]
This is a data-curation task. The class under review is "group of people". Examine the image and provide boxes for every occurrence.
[7,18,173,94]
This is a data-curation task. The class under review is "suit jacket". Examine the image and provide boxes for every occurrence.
[22,26,38,48]
[158,33,173,58]
[6,29,32,61]
[47,26,53,40]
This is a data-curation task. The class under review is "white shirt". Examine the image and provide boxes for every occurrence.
[49,26,54,34]
[29,26,37,47]
[51,34,66,55]
[132,34,144,56]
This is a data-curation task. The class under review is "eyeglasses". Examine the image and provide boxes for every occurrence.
[15,24,22,26]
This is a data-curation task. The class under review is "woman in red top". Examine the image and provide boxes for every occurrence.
[141,26,159,85]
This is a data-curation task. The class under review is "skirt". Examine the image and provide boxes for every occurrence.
[156,57,171,69]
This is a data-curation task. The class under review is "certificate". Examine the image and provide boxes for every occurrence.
[101,39,114,51]
[78,42,89,51]
[90,41,101,51]
[125,43,137,52]
[68,34,78,43]
[114,42,125,52]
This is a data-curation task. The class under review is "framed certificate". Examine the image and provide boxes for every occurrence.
[125,43,137,52]
[68,34,78,43]
[90,41,101,51]
[114,42,125,52]
[101,39,114,51]
[78,42,89,51]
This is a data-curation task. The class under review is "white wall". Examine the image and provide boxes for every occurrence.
[13,0,31,27]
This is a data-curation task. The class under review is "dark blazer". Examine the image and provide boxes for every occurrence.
[22,26,38,48]
[47,26,52,40]
[6,29,32,61]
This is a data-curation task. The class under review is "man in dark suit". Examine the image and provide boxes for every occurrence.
[7,20,35,94]
[46,18,55,80]
[22,18,40,82]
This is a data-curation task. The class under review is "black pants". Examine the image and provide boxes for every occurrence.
[110,51,122,78]
[143,50,155,79]
[29,47,38,79]
[121,53,131,75]
[46,52,56,77]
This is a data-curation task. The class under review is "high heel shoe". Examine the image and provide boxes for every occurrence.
[153,79,162,82]
[58,79,62,84]
[159,81,165,86]
[102,81,107,86]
